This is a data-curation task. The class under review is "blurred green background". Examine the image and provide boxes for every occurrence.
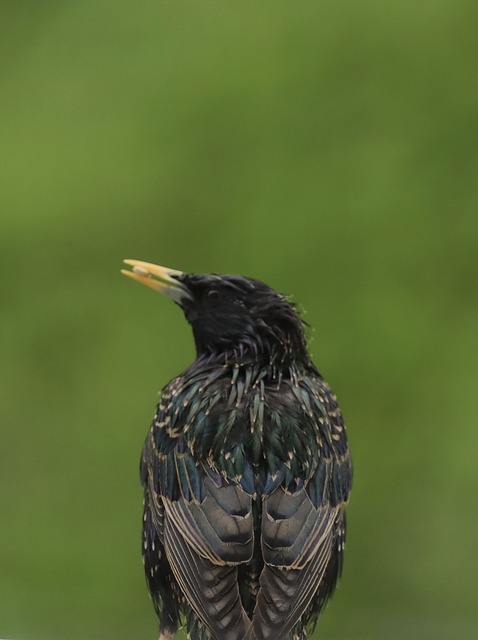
[0,1,476,639]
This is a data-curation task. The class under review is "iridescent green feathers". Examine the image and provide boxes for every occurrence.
[143,361,350,503]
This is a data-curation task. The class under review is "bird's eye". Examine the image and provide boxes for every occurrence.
[207,289,220,301]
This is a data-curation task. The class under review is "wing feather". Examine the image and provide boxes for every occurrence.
[247,486,343,640]
[245,375,352,640]
[163,489,251,639]
[148,444,253,639]
[162,462,254,564]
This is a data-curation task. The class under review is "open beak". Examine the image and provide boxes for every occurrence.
[121,259,191,304]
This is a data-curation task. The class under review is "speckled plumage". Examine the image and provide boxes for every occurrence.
[125,266,352,640]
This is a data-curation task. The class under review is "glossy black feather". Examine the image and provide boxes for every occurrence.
[135,271,352,640]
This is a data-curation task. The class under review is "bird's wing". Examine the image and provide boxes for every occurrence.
[147,436,253,640]
[246,377,352,639]
[248,489,342,640]
[142,490,182,638]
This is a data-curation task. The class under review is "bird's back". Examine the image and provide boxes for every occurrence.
[141,358,351,640]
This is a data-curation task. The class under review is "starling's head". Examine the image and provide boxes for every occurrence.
[122,260,310,364]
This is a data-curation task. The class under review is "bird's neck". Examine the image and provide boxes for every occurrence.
[193,325,312,371]
[192,344,314,378]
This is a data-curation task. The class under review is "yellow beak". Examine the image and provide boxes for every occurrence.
[121,259,190,303]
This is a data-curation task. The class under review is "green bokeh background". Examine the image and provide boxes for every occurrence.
[1,2,476,639]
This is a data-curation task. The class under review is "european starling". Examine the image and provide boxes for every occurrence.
[122,260,352,640]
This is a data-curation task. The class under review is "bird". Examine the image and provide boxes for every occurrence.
[121,259,352,640]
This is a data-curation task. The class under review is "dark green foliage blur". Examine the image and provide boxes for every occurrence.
[0,1,476,639]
